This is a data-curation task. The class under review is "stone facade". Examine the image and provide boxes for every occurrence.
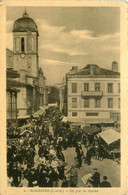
[6,49,13,69]
[66,64,120,123]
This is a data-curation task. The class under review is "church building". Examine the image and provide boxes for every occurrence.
[6,11,47,118]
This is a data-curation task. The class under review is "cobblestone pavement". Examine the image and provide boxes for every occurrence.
[63,147,120,187]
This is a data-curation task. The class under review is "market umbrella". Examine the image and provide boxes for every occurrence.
[98,129,120,145]
[20,129,33,136]
[82,126,100,134]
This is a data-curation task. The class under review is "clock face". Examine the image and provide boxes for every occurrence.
[21,54,25,58]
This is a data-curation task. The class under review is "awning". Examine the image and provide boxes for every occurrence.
[32,108,47,117]
[20,129,33,135]
[67,118,116,124]
[62,116,68,122]
[98,129,120,145]
[85,118,116,124]
[48,103,58,107]
[18,123,32,131]
[102,127,118,132]
[17,115,30,119]
[82,126,100,134]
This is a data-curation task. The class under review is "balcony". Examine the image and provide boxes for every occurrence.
[81,91,103,97]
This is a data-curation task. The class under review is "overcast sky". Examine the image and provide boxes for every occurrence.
[6,6,120,85]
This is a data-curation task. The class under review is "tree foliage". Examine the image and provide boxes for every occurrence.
[48,86,59,104]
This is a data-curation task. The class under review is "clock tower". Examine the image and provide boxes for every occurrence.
[12,11,40,115]
[13,11,39,82]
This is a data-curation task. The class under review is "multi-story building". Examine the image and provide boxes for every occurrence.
[6,11,47,117]
[66,62,120,124]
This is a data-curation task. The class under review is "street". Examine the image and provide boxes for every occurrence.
[34,144,120,187]
[7,107,120,188]
[63,147,120,187]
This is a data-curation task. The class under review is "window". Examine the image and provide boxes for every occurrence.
[72,112,77,116]
[72,98,77,108]
[32,37,35,52]
[21,37,25,52]
[118,98,120,108]
[108,83,113,93]
[108,98,113,108]
[72,83,77,93]
[84,83,89,91]
[12,93,16,119]
[86,113,98,116]
[28,37,31,51]
[118,83,120,93]
[7,92,11,120]
[110,113,120,120]
[84,98,89,107]
[95,83,100,91]
[15,37,20,52]
[95,98,101,107]
[6,92,16,120]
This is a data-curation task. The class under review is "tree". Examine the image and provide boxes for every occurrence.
[48,86,59,104]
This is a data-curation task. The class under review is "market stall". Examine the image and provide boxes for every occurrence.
[98,129,120,161]
[82,125,100,135]
[18,123,32,131]
[32,106,49,118]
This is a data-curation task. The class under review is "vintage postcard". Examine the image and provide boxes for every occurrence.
[0,1,127,195]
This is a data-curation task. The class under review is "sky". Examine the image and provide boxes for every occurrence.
[6,6,120,85]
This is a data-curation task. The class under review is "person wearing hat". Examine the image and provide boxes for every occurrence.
[58,160,65,180]
[76,142,83,169]
[50,167,59,187]
[89,168,100,187]
[39,145,49,160]
[57,150,65,163]
[86,146,92,165]
[66,164,78,187]
[61,176,69,187]
[11,162,21,187]
[99,176,111,187]
[24,166,35,187]
[37,164,47,187]
[19,173,29,187]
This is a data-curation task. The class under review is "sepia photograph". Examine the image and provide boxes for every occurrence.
[6,5,121,188]
[0,1,126,193]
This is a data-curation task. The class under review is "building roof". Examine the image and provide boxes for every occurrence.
[7,68,20,78]
[13,11,38,33]
[6,48,13,53]
[67,64,120,78]
[7,86,20,92]
[7,77,21,92]
[7,78,33,89]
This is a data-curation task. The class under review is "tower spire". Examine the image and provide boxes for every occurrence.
[23,7,29,18]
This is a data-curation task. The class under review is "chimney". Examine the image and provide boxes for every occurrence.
[90,65,94,75]
[70,66,78,72]
[112,61,118,72]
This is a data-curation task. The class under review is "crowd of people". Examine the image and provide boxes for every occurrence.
[7,107,111,187]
